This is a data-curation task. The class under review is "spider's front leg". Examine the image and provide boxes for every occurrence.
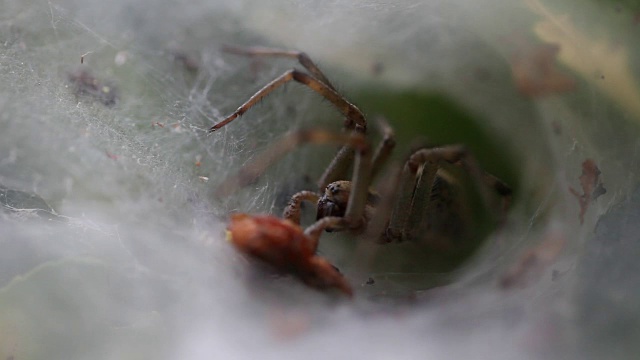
[209,46,367,134]
[220,45,338,92]
[314,118,395,230]
[210,46,370,190]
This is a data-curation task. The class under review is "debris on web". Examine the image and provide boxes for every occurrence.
[0,184,60,221]
[569,159,606,225]
[68,68,118,107]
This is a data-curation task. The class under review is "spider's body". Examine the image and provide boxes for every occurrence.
[316,181,353,220]
[314,180,379,232]
[213,46,511,296]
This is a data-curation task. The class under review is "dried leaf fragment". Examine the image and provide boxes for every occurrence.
[500,230,567,289]
[69,69,118,107]
[510,43,576,97]
[526,0,640,121]
[569,159,606,224]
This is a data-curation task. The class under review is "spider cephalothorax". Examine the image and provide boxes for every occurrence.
[211,46,512,296]
[315,180,379,233]
[317,181,351,219]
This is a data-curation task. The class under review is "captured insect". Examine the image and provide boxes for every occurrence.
[211,46,512,296]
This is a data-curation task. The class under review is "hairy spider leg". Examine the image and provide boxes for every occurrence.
[209,70,365,132]
[211,46,368,190]
[209,69,366,191]
[385,145,512,242]
[221,45,338,93]
[303,216,347,248]
[221,46,370,143]
[370,117,396,179]
[350,163,403,275]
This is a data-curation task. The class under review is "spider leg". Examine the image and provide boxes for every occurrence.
[212,48,368,191]
[385,145,511,242]
[209,69,365,133]
[300,217,349,295]
[386,161,432,242]
[283,190,320,225]
[364,163,404,242]
[371,117,396,179]
[317,145,357,191]
[221,45,337,92]
[350,164,403,277]
[221,45,369,136]
[304,216,347,250]
[319,116,395,190]
[343,134,373,229]
[489,173,511,193]
[403,166,448,242]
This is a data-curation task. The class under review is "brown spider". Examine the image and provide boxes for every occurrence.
[211,46,512,296]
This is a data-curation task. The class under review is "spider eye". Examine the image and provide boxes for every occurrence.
[317,198,346,221]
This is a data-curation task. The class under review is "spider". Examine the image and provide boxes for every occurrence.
[211,46,512,297]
